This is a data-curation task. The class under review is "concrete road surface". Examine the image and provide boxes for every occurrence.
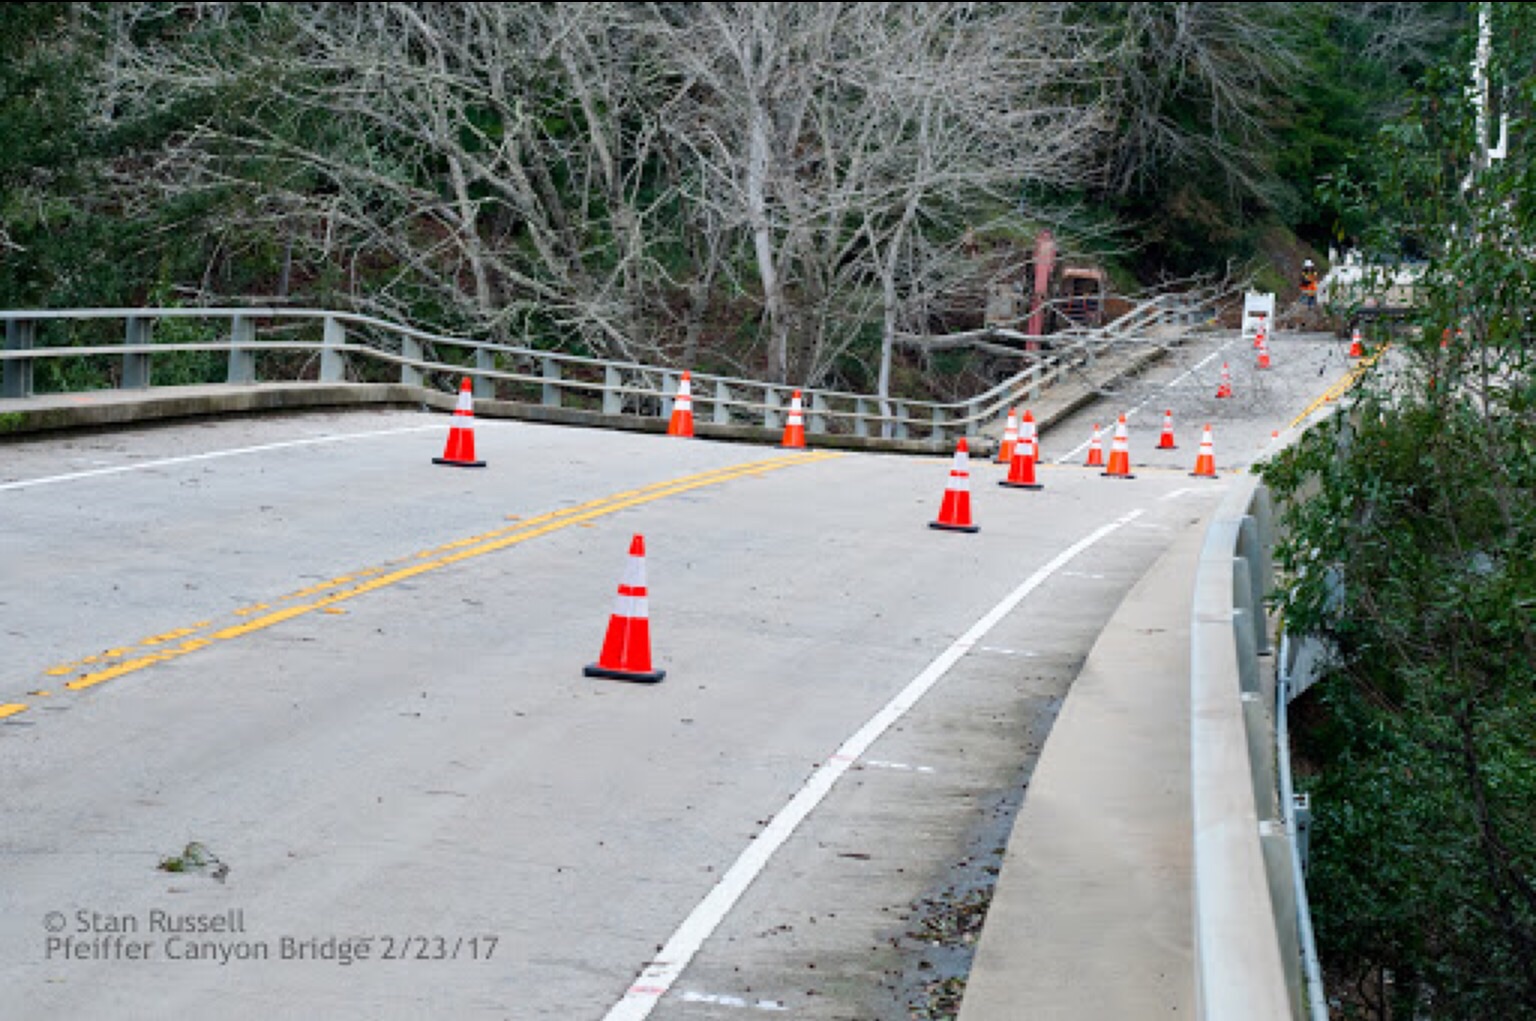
[0,328,1364,1020]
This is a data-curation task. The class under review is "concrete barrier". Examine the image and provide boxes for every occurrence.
[961,474,1315,1021]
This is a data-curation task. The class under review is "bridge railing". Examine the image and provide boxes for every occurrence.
[0,301,1194,447]
[1191,468,1326,1020]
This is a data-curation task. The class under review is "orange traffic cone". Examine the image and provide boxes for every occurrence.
[1020,409,1041,462]
[433,377,487,468]
[1190,424,1218,478]
[780,390,807,449]
[1000,416,1043,490]
[995,408,1018,465]
[667,372,695,437]
[1215,362,1233,399]
[1348,328,1364,358]
[1102,414,1135,479]
[1156,409,1177,450]
[584,535,666,684]
[1256,331,1271,370]
[1084,423,1105,467]
[930,438,980,533]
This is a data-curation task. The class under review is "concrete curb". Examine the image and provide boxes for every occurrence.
[958,510,1205,1020]
[0,383,424,437]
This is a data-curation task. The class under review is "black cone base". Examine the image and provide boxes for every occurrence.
[584,664,666,684]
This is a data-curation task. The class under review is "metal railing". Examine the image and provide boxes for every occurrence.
[1190,471,1326,1020]
[1,300,1195,447]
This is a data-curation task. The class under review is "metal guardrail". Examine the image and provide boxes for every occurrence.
[1190,471,1326,1021]
[0,301,1194,447]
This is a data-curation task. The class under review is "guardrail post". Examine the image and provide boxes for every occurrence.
[320,316,346,383]
[603,366,623,415]
[713,381,731,425]
[1237,516,1272,657]
[931,405,948,446]
[540,355,562,408]
[1233,555,1261,699]
[2,318,35,398]
[228,315,256,384]
[1259,817,1305,1007]
[474,348,495,401]
[400,336,423,387]
[893,401,909,440]
[763,387,782,430]
[854,398,871,438]
[662,373,677,419]
[809,393,829,435]
[964,398,981,439]
[1248,501,1276,656]
[1292,792,1312,871]
[1029,363,1043,400]
[123,316,152,389]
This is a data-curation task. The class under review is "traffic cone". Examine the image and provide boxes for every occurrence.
[432,377,487,468]
[1190,423,1218,478]
[995,408,1018,465]
[780,389,806,449]
[584,535,666,684]
[1084,423,1105,468]
[1020,409,1041,462]
[1000,418,1043,490]
[1348,328,1364,358]
[930,438,980,533]
[667,372,695,437]
[1156,409,1177,450]
[1256,331,1271,370]
[1101,414,1135,479]
[1215,362,1233,399]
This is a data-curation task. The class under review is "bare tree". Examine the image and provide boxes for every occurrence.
[654,2,1105,386]
[88,3,1105,389]
[1091,2,1304,205]
[92,3,684,358]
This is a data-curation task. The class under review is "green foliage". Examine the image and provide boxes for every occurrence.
[1260,7,1536,1015]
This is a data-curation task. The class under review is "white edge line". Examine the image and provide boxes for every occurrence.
[602,507,1147,1021]
[0,425,443,492]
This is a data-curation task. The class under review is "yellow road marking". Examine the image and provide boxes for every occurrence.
[39,455,828,681]
[48,452,838,697]
[0,703,28,719]
[1288,345,1391,431]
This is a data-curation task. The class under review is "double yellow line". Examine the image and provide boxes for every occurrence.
[0,451,838,721]
[1287,344,1391,431]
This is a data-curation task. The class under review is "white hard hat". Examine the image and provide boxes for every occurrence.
[1303,258,1314,267]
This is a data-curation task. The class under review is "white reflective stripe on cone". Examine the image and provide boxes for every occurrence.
[611,594,650,619]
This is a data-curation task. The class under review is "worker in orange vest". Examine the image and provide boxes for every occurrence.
[1299,258,1320,307]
